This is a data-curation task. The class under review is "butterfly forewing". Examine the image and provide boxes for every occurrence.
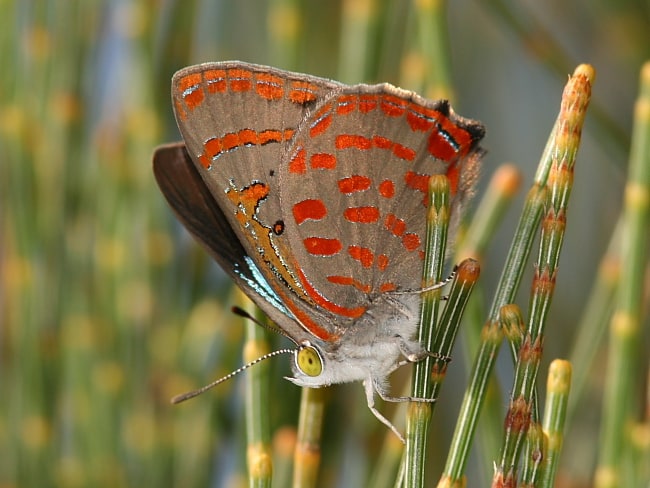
[170,62,343,322]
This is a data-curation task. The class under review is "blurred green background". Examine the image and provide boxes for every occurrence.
[1,0,648,486]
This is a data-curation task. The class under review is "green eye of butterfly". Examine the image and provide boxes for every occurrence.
[296,345,323,377]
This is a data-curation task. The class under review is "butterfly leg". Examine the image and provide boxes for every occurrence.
[373,378,436,405]
[397,338,450,363]
[363,379,406,443]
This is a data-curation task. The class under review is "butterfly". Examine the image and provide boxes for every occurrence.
[153,61,484,441]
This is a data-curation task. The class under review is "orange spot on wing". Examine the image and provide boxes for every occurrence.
[204,138,223,158]
[338,175,371,194]
[393,143,415,161]
[336,134,371,150]
[380,95,407,116]
[378,180,395,198]
[327,275,371,293]
[310,153,336,170]
[241,183,269,204]
[402,233,421,251]
[303,237,342,256]
[428,130,456,161]
[229,69,253,92]
[179,73,202,92]
[385,213,406,236]
[288,147,306,174]
[380,282,397,292]
[377,254,389,271]
[348,246,374,268]
[255,72,284,100]
[358,95,378,113]
[440,116,473,154]
[344,206,380,223]
[406,107,434,132]
[289,81,319,104]
[310,106,333,137]
[405,171,430,194]
[180,74,204,110]
[293,199,327,225]
[238,129,259,146]
[204,69,227,93]
[296,267,366,319]
[258,129,283,145]
[336,95,357,114]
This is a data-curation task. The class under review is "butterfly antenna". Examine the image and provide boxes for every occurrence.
[419,266,458,293]
[231,306,296,341]
[171,348,295,404]
[390,265,458,296]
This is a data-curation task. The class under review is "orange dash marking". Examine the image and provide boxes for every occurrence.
[440,116,473,153]
[238,128,258,146]
[275,285,340,341]
[393,143,416,161]
[336,134,371,150]
[404,171,430,194]
[293,199,327,225]
[229,69,253,92]
[303,237,342,256]
[179,73,204,109]
[384,213,406,236]
[377,254,389,271]
[296,267,366,319]
[336,95,357,114]
[380,282,397,293]
[378,180,395,198]
[241,182,269,204]
[204,69,227,93]
[402,233,421,251]
[204,138,222,158]
[380,95,407,117]
[348,245,374,268]
[338,175,371,194]
[428,130,456,161]
[375,136,394,150]
[327,275,371,293]
[289,81,319,104]
[310,106,333,137]
[310,153,336,170]
[255,72,284,100]
[344,206,380,223]
[406,107,434,132]
[358,95,378,113]
[222,133,241,151]
[288,147,306,174]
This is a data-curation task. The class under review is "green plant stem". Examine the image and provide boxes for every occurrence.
[244,299,273,488]
[338,0,376,82]
[441,183,547,485]
[595,61,650,488]
[413,0,452,100]
[453,164,522,479]
[293,387,325,488]
[404,175,450,488]
[539,360,572,488]
[566,219,621,420]
[493,64,594,487]
[519,422,546,487]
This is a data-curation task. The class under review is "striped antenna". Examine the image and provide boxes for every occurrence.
[390,266,457,295]
[171,348,295,404]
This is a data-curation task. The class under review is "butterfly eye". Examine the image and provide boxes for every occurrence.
[295,345,323,377]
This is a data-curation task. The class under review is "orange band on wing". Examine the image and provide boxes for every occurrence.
[297,267,366,319]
